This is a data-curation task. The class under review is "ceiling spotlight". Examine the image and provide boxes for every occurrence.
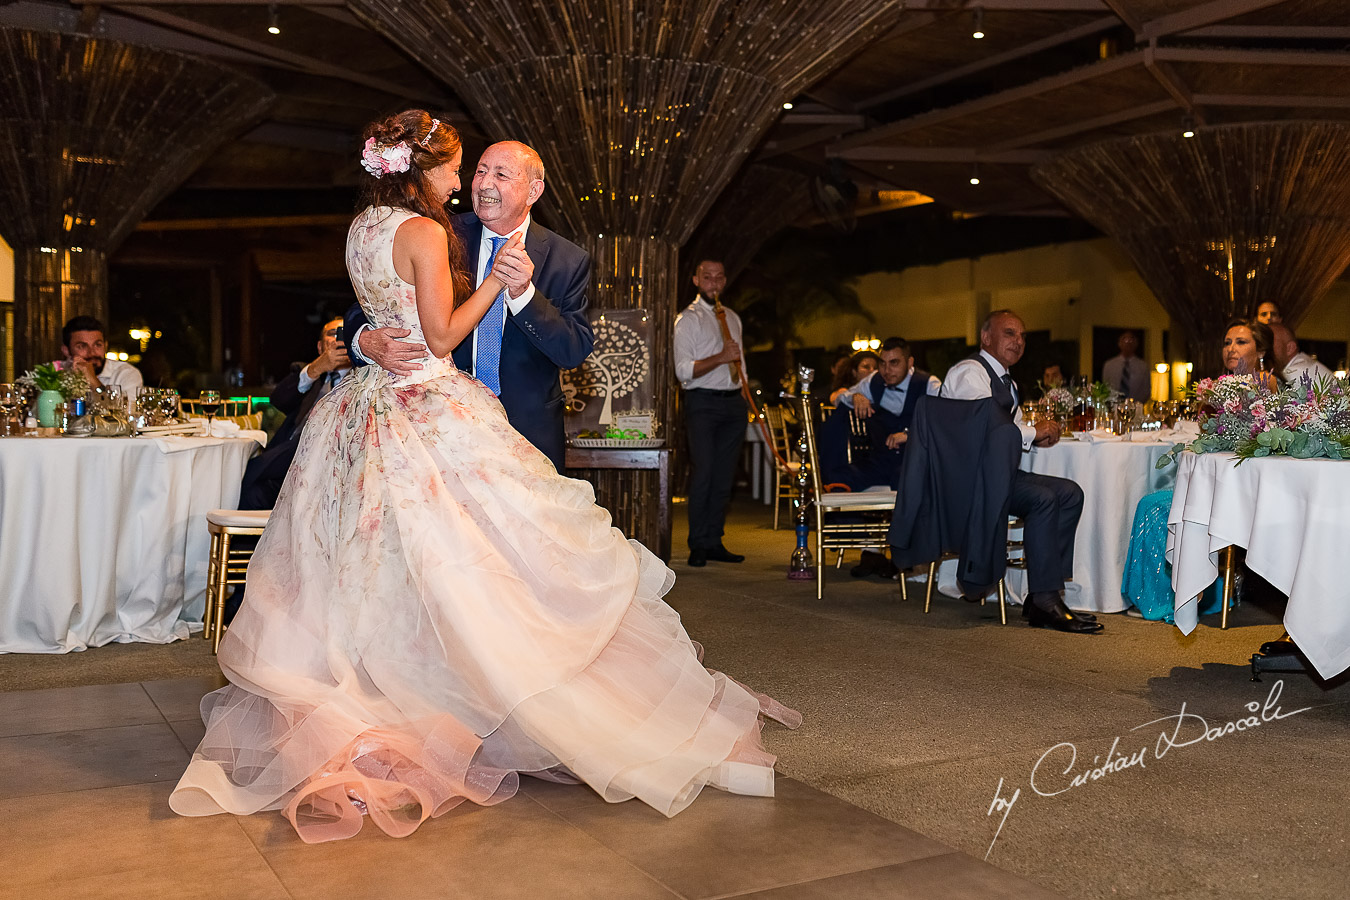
[1182,115,1195,138]
[267,4,280,36]
[972,7,985,40]
[969,163,981,186]
[782,101,794,110]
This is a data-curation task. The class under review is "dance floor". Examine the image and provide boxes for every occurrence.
[0,676,1054,900]
[4,498,1348,899]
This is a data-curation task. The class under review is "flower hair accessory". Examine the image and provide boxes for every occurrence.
[419,118,441,147]
[361,137,412,178]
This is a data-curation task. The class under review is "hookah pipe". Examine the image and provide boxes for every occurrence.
[709,292,789,469]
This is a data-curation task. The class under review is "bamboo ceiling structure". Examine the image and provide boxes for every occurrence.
[1032,121,1350,375]
[0,26,271,368]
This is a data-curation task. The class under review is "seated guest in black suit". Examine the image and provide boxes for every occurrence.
[824,337,940,492]
[941,310,1101,634]
[239,316,350,510]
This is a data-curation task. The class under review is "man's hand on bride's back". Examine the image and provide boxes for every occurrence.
[359,327,427,376]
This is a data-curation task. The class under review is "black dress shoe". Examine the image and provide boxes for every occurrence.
[705,546,745,563]
[1022,602,1097,623]
[1026,597,1104,633]
[851,550,896,579]
[687,549,707,567]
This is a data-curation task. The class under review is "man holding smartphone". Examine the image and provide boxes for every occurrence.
[239,315,350,510]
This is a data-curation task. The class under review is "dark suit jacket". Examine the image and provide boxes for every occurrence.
[347,211,594,469]
[239,366,327,510]
[888,395,1022,588]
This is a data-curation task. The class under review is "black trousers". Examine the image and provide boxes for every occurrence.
[1007,470,1084,594]
[684,389,747,550]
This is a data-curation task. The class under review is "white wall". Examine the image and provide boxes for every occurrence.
[797,236,1350,373]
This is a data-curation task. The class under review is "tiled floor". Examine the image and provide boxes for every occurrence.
[1,677,1059,900]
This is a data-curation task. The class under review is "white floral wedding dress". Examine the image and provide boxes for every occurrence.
[169,206,799,842]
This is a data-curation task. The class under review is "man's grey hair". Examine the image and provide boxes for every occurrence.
[980,308,1021,336]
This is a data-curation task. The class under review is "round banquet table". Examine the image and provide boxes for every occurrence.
[0,435,257,653]
[933,435,1178,613]
[1168,451,1350,679]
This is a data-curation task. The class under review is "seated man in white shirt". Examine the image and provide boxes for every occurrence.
[1269,323,1334,386]
[60,316,144,399]
[941,310,1102,634]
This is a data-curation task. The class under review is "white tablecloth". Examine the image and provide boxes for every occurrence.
[1167,451,1350,679]
[0,436,257,653]
[935,437,1176,612]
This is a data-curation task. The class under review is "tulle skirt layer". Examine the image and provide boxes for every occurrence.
[169,361,798,842]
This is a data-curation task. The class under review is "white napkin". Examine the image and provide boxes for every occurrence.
[187,417,267,447]
[1076,429,1122,443]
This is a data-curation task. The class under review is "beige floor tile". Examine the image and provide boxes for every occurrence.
[0,853,292,900]
[517,773,614,813]
[731,853,1063,899]
[140,674,227,721]
[0,723,188,799]
[168,717,207,755]
[247,793,678,900]
[2,781,258,889]
[0,682,162,737]
[553,776,953,900]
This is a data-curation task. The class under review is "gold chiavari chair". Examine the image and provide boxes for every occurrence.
[761,405,801,530]
[796,390,900,601]
[203,508,270,653]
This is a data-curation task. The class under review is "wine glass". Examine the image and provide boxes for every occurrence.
[199,390,221,435]
[0,383,18,436]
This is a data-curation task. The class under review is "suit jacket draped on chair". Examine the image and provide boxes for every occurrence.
[889,396,1022,589]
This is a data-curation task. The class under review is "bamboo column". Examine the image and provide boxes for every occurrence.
[1032,123,1350,376]
[0,28,271,369]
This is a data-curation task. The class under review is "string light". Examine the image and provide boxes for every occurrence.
[972,7,985,40]
[969,163,981,186]
[782,101,793,110]
[1182,115,1195,138]
[267,4,280,36]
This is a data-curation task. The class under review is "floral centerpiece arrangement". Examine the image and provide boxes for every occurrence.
[1158,372,1350,467]
[19,363,88,401]
[1039,385,1073,421]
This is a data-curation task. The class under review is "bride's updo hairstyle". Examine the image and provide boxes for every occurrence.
[356,109,471,303]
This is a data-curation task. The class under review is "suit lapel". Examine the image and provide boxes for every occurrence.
[525,219,552,275]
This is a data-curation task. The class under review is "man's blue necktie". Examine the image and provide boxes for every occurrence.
[476,235,509,395]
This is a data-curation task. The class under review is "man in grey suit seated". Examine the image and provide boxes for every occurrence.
[941,310,1102,634]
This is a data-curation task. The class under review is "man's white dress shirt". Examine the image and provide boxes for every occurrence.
[97,359,144,395]
[839,370,941,415]
[673,296,747,391]
[296,364,351,398]
[1282,352,1334,386]
[940,350,1037,450]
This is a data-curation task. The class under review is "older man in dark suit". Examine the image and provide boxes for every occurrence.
[346,140,592,469]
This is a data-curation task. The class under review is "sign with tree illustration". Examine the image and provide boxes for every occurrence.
[562,309,655,435]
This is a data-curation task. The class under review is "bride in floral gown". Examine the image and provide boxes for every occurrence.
[169,111,799,843]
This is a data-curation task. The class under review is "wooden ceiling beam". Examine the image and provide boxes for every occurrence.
[1151,46,1350,66]
[1185,25,1350,39]
[859,15,1122,110]
[111,5,452,105]
[903,0,1110,9]
[758,124,866,160]
[136,214,352,232]
[830,51,1144,151]
[833,147,1049,165]
[1139,0,1286,42]
[1192,93,1350,108]
[988,97,1177,150]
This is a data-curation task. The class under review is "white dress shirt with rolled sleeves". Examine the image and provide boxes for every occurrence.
[839,370,941,415]
[673,296,747,391]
